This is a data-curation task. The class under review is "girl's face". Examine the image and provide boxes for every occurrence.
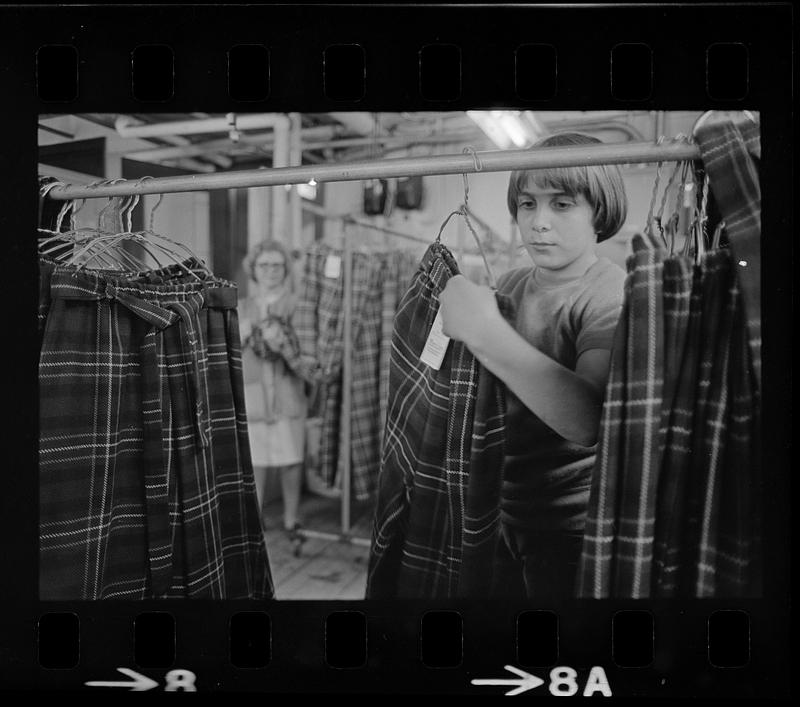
[515,178,598,279]
[254,250,287,290]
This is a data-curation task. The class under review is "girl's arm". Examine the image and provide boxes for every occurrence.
[438,275,610,447]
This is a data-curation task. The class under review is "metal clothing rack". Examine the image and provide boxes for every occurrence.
[43,137,701,551]
[46,140,700,201]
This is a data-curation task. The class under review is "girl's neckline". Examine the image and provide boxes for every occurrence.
[531,257,601,289]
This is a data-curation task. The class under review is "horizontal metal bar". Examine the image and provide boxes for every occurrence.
[47,140,700,200]
[294,528,371,548]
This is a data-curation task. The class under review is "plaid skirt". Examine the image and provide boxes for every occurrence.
[294,246,403,501]
[39,259,273,600]
[366,242,513,599]
[576,235,760,598]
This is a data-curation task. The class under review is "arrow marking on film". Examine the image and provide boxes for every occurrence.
[85,667,159,691]
[472,665,545,696]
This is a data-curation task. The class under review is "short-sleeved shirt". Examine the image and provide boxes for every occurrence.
[498,257,626,532]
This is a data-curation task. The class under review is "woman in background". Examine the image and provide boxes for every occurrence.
[241,240,307,555]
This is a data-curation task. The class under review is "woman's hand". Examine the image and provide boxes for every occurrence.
[438,275,503,348]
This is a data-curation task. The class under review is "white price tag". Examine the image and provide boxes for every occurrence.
[324,254,342,279]
[419,309,451,370]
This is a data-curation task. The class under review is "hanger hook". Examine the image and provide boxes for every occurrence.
[39,180,64,199]
[134,176,165,233]
[460,146,483,209]
[124,193,141,233]
[645,136,666,242]
[463,145,483,172]
[96,178,127,230]
[54,185,74,232]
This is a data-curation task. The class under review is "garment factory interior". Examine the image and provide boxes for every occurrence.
[37,110,760,601]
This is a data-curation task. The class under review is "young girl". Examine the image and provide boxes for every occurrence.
[438,132,628,600]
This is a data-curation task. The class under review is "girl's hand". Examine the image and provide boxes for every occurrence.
[438,275,502,348]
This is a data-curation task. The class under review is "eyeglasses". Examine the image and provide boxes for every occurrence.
[256,262,285,270]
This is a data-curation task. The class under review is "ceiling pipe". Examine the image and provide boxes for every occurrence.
[123,125,348,162]
[326,112,380,136]
[125,129,483,163]
[114,113,293,139]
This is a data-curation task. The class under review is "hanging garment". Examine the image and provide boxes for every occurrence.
[293,243,346,488]
[340,252,384,500]
[366,242,513,599]
[38,260,273,600]
[378,250,420,443]
[576,234,761,598]
[293,244,390,501]
[377,251,399,445]
[694,116,761,391]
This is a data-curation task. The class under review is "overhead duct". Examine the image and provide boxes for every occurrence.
[114,113,293,139]
[326,112,380,136]
[124,125,344,162]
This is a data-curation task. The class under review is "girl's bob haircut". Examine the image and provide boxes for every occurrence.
[506,132,628,242]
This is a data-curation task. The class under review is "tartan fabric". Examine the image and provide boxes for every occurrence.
[338,253,384,500]
[39,261,272,600]
[293,244,345,488]
[294,244,345,383]
[378,252,399,445]
[577,234,761,598]
[294,245,407,499]
[695,117,761,392]
[366,242,512,599]
[377,250,420,444]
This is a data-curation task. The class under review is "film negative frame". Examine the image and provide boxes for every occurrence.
[1,1,792,697]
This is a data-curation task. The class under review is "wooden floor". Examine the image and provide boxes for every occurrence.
[262,492,373,600]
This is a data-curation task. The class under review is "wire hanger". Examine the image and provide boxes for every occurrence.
[71,177,212,281]
[39,179,134,270]
[435,146,497,289]
[668,159,691,256]
[62,179,156,271]
[653,136,687,249]
[644,137,666,249]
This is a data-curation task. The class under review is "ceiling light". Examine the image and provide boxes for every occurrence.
[466,110,543,149]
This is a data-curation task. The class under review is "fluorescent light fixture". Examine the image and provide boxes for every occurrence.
[467,110,544,149]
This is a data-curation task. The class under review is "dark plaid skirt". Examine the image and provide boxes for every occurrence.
[39,260,273,600]
[294,245,401,501]
[695,117,761,391]
[577,235,760,598]
[366,242,512,599]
